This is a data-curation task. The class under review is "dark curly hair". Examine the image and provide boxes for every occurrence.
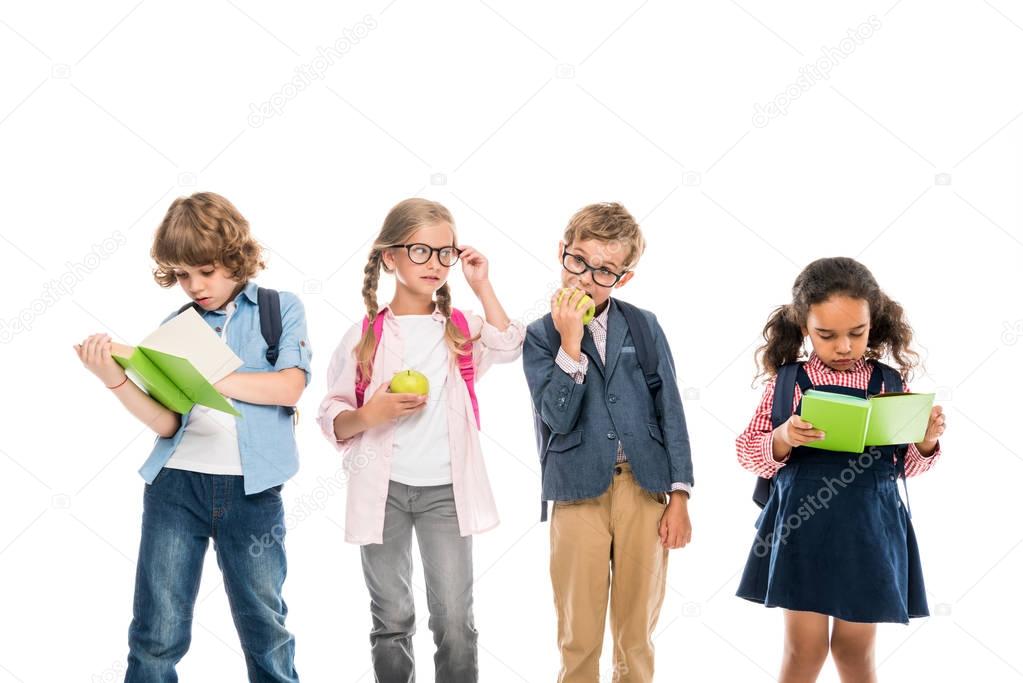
[755,257,918,381]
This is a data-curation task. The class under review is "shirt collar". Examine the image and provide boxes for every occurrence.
[381,305,446,323]
[587,298,611,331]
[237,280,259,305]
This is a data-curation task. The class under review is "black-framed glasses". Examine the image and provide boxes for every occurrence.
[390,243,463,267]
[562,248,625,287]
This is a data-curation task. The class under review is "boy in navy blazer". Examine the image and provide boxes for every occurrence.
[523,202,694,683]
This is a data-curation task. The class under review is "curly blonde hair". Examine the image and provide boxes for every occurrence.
[151,192,265,287]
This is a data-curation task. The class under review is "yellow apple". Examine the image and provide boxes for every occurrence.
[557,288,597,325]
[390,369,429,395]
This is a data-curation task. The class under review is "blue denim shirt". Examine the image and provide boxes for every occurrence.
[138,281,312,494]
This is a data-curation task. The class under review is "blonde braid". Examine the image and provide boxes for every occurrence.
[435,282,479,356]
[355,250,383,380]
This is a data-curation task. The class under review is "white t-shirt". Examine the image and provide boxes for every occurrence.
[163,301,243,476]
[389,315,452,486]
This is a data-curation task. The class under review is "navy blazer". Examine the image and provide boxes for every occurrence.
[523,298,694,504]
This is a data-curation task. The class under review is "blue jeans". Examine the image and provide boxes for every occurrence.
[361,482,478,683]
[125,469,298,682]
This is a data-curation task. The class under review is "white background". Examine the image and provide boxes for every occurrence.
[2,1,1022,681]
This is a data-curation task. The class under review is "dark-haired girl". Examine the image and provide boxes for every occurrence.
[735,257,946,683]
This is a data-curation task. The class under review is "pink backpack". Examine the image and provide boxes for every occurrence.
[354,307,480,429]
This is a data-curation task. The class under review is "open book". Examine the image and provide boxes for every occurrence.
[111,307,242,416]
[800,390,934,453]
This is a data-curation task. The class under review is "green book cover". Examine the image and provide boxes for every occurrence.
[800,390,871,452]
[109,307,243,417]
[800,390,934,452]
[112,345,241,416]
[865,392,934,446]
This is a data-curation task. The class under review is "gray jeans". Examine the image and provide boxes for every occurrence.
[360,481,478,683]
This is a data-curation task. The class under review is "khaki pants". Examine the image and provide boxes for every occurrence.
[550,462,669,683]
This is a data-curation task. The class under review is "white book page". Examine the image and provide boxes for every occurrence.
[138,307,242,384]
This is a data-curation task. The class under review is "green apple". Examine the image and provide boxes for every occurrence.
[390,369,429,395]
[557,288,597,325]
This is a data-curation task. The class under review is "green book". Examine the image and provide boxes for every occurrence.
[111,307,242,417]
[800,389,934,452]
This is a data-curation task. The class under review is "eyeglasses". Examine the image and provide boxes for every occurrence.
[390,243,463,267]
[561,248,626,287]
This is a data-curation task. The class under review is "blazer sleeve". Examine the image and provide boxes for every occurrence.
[522,318,588,435]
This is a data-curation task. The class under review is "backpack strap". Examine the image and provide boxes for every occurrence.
[353,308,481,430]
[255,287,295,417]
[355,308,387,408]
[257,287,283,367]
[615,300,663,407]
[875,361,904,394]
[753,361,805,508]
[537,314,560,523]
[770,362,803,429]
[449,308,480,429]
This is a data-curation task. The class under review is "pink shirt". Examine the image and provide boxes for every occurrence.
[317,308,525,545]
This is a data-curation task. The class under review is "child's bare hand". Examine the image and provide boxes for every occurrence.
[363,384,428,426]
[550,288,589,353]
[658,494,692,549]
[918,405,945,455]
[775,414,825,449]
[459,245,490,291]
[74,333,127,388]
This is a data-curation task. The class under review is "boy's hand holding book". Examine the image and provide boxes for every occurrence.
[75,333,129,389]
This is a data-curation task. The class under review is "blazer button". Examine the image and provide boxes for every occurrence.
[607,431,617,440]
[608,394,617,403]
[215,326,222,333]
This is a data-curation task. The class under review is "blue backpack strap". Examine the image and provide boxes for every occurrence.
[753,362,804,508]
[876,361,904,393]
[771,362,803,428]
[615,300,663,407]
[257,287,283,366]
[256,288,296,417]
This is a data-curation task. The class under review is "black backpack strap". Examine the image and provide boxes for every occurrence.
[753,362,804,508]
[615,300,663,403]
[257,287,283,366]
[876,361,904,393]
[536,314,561,522]
[771,363,802,428]
[256,287,296,417]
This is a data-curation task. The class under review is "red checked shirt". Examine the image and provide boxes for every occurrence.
[555,302,692,496]
[736,352,941,478]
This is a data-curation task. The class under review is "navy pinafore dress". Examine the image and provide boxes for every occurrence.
[736,360,929,624]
